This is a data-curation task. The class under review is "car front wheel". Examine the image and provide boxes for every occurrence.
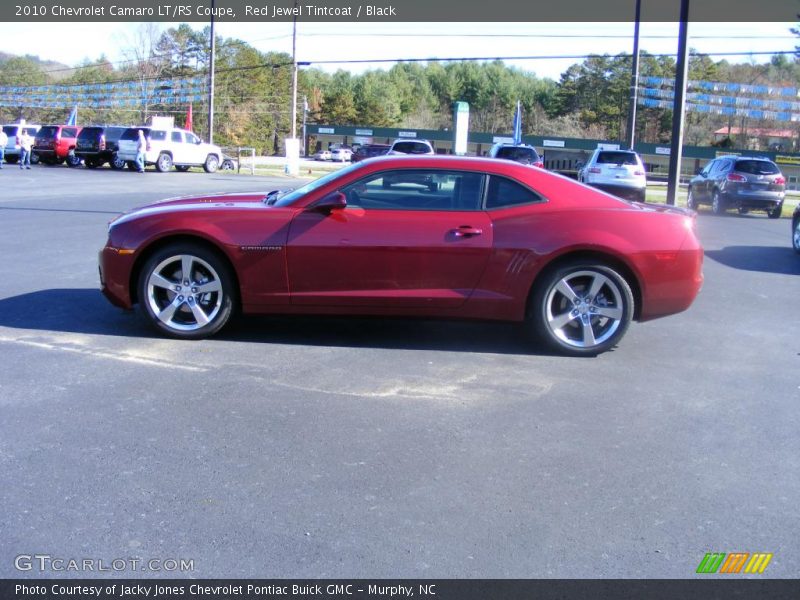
[712,190,726,215]
[793,219,800,254]
[686,187,697,210]
[529,261,634,356]
[156,152,173,172]
[203,154,219,173]
[768,204,782,219]
[138,244,236,339]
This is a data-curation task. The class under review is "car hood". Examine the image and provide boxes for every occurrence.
[110,192,281,228]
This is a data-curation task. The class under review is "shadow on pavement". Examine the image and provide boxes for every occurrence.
[0,288,557,356]
[704,246,800,276]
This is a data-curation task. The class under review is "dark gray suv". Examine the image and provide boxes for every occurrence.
[687,156,785,218]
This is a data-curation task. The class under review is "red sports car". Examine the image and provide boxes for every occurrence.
[99,156,703,355]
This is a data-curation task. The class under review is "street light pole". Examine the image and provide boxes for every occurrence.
[207,0,215,145]
[625,0,641,149]
[666,0,691,206]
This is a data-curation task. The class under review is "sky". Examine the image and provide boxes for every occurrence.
[0,21,795,82]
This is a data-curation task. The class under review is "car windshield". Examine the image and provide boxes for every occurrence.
[597,151,638,165]
[496,147,538,162]
[735,160,780,175]
[272,162,363,207]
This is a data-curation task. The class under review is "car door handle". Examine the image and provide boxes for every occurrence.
[451,226,482,237]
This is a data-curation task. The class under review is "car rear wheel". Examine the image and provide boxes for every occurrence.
[767,204,782,219]
[686,187,697,210]
[203,154,219,173]
[30,152,40,165]
[66,151,81,167]
[110,154,126,170]
[138,244,236,339]
[712,190,726,215]
[529,261,634,356]
[793,219,800,254]
[126,161,138,171]
[84,158,99,169]
[5,155,18,164]
[156,152,173,172]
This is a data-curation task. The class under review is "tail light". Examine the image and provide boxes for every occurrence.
[774,176,785,185]
[99,135,106,151]
[588,167,601,174]
[533,160,544,168]
[726,173,746,182]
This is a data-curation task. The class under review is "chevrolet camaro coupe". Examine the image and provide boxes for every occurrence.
[99,156,703,356]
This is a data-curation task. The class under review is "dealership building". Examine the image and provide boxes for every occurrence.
[306,123,800,190]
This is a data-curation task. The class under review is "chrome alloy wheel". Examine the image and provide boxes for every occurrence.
[146,254,223,332]
[793,220,800,253]
[544,270,624,349]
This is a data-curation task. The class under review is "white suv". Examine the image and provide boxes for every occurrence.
[3,122,41,164]
[117,127,223,173]
[578,148,647,202]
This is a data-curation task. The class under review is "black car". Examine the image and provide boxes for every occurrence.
[687,156,785,218]
[75,126,127,170]
[352,144,390,163]
[792,203,800,254]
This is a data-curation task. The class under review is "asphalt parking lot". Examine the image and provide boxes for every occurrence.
[0,166,797,578]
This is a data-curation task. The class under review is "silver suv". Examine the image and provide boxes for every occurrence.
[687,156,785,218]
[3,123,41,164]
[578,149,647,202]
[117,126,223,173]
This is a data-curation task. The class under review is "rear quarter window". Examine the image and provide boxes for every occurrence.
[486,175,545,209]
[36,126,59,139]
[120,128,150,141]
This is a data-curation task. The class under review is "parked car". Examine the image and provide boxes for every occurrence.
[117,126,223,173]
[99,155,703,356]
[388,139,434,155]
[792,203,800,254]
[577,148,647,202]
[34,125,82,166]
[687,156,785,218]
[330,147,353,162]
[2,122,41,164]
[75,125,127,170]
[352,144,391,162]
[312,149,332,161]
[489,143,543,168]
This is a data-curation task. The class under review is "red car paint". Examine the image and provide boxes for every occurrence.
[100,155,702,331]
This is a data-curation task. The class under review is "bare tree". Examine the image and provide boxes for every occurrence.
[117,24,167,124]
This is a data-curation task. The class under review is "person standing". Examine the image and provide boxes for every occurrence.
[18,129,33,169]
[135,129,147,173]
[0,128,7,168]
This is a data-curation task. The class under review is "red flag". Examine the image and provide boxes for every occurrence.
[185,103,193,132]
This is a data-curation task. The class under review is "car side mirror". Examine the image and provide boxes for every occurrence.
[312,191,347,213]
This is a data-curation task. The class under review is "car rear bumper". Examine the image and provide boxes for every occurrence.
[723,189,784,209]
[588,182,646,200]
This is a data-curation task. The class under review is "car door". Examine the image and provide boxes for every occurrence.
[696,160,716,202]
[286,169,493,309]
[184,131,205,164]
[169,130,188,164]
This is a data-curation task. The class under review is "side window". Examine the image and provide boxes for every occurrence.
[171,131,184,143]
[715,160,731,175]
[341,170,484,211]
[701,161,715,176]
[186,133,200,144]
[150,130,167,142]
[486,176,545,209]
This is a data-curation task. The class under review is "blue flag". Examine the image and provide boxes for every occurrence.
[66,105,77,126]
[512,100,522,145]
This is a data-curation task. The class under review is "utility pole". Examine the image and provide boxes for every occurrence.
[666,0,690,206]
[290,0,298,140]
[625,0,641,149]
[207,0,216,144]
[302,95,308,156]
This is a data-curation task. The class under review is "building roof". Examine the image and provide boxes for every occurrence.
[714,127,795,138]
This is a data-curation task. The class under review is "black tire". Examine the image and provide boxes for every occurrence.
[175,165,191,172]
[137,243,236,340]
[66,151,81,167]
[84,158,99,169]
[30,152,40,165]
[711,190,726,215]
[528,260,634,356]
[203,154,219,173]
[221,159,235,171]
[767,204,782,219]
[686,187,697,210]
[155,152,173,173]
[110,154,126,170]
[793,218,800,254]
[5,155,18,164]
[126,161,138,171]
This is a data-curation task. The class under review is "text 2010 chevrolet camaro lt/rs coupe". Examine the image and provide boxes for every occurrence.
[99,156,703,356]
